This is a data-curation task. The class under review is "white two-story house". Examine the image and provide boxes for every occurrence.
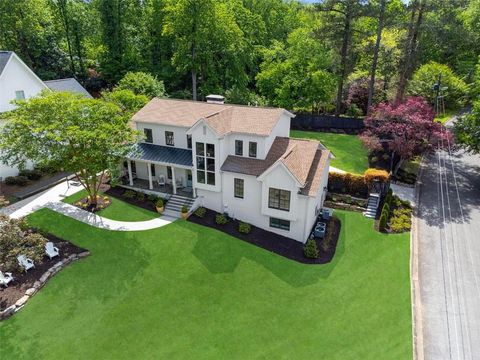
[125,97,331,243]
[0,50,91,178]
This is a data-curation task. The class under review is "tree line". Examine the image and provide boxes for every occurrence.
[1,0,479,115]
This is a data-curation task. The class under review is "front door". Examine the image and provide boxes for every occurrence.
[187,170,192,187]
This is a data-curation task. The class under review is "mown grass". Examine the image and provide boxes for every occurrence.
[0,209,411,359]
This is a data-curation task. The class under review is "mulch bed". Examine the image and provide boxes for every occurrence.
[70,194,112,213]
[188,209,341,264]
[105,187,162,214]
[0,233,87,311]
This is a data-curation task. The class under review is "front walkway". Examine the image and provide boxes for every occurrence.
[1,179,176,231]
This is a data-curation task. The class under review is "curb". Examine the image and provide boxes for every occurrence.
[411,156,425,360]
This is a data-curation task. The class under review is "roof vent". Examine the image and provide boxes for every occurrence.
[206,94,225,104]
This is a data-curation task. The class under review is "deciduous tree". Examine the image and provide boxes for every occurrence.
[0,92,137,207]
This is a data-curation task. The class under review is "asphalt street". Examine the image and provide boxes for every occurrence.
[417,138,480,359]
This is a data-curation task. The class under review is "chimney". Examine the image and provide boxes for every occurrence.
[206,94,225,105]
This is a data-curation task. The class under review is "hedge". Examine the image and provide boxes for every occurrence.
[328,172,368,197]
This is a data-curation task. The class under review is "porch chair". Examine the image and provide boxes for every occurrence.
[0,271,14,287]
[45,242,60,259]
[157,175,166,187]
[176,177,184,189]
[17,255,35,272]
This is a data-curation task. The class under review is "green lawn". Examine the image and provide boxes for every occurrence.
[63,189,159,222]
[290,130,369,174]
[0,209,412,359]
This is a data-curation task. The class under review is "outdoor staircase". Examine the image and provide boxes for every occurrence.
[164,194,195,217]
[364,193,380,219]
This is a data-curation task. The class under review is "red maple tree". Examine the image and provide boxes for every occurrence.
[360,96,452,174]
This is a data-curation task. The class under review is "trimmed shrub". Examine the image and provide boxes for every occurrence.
[238,222,251,234]
[194,207,206,218]
[19,169,43,180]
[123,190,136,199]
[148,194,158,202]
[155,198,164,208]
[181,205,189,213]
[215,214,228,225]
[379,212,388,231]
[5,176,29,186]
[364,168,389,186]
[136,192,146,201]
[328,172,368,197]
[304,238,319,259]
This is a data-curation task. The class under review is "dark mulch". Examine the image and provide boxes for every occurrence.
[104,187,161,213]
[0,172,73,200]
[0,234,87,311]
[70,195,112,213]
[188,209,341,264]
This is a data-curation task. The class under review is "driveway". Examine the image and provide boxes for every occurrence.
[417,127,480,358]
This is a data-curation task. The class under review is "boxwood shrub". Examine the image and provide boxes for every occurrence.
[238,221,251,234]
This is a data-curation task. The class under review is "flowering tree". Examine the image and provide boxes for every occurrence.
[360,97,452,174]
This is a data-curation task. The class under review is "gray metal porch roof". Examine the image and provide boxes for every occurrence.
[128,143,193,167]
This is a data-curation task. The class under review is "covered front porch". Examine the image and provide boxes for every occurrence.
[122,143,195,197]
[121,178,194,198]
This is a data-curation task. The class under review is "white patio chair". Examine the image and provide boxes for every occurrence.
[0,271,14,287]
[176,177,183,189]
[45,242,60,259]
[157,175,166,187]
[17,255,35,272]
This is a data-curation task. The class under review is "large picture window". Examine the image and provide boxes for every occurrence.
[144,128,153,143]
[235,140,243,156]
[270,217,290,231]
[268,188,290,211]
[234,178,244,198]
[165,131,174,146]
[196,142,215,186]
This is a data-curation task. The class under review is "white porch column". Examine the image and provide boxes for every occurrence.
[172,166,177,194]
[193,186,196,198]
[147,162,153,190]
[127,160,133,186]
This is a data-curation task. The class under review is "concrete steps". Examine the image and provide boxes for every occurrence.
[165,194,195,214]
[364,193,380,218]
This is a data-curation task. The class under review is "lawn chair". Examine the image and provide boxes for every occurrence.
[45,242,60,259]
[17,255,35,272]
[157,175,166,187]
[0,271,14,287]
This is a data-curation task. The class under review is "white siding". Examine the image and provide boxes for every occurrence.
[135,122,190,149]
[0,55,46,177]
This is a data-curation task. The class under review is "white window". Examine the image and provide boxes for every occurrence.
[15,90,25,100]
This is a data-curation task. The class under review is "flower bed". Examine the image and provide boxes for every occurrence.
[188,208,341,264]
[0,230,88,318]
[105,187,167,213]
[377,190,412,233]
[71,194,112,213]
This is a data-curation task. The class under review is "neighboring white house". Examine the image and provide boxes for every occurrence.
[0,51,91,178]
[124,96,331,243]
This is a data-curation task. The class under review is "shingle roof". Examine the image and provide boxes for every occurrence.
[0,51,13,76]
[132,98,289,136]
[221,137,330,196]
[127,143,193,167]
[44,78,92,98]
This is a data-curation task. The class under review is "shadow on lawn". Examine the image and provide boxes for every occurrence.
[187,220,346,288]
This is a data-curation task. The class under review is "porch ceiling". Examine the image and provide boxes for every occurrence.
[128,143,193,167]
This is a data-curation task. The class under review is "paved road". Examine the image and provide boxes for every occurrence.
[417,136,480,359]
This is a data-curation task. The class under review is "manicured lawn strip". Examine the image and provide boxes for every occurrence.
[290,130,369,174]
[0,210,412,359]
[63,189,159,222]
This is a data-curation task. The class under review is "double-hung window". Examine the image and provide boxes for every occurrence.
[15,90,25,100]
[234,178,244,199]
[249,142,257,158]
[196,142,215,185]
[235,140,243,156]
[144,128,153,143]
[165,131,174,146]
[268,188,290,211]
